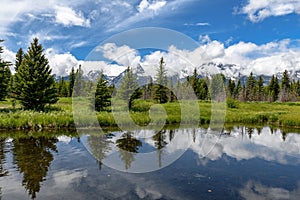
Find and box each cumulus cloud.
[240,0,300,22]
[96,43,141,67]
[137,0,167,13]
[2,46,17,72]
[54,6,90,27]
[46,48,80,77]
[89,37,300,78]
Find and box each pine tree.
[0,40,11,101]
[68,67,75,97]
[153,57,168,103]
[14,38,58,110]
[118,67,141,109]
[15,48,23,72]
[95,72,111,111]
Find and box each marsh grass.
[1,97,300,130]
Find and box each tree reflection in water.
[12,137,58,199]
[87,134,113,170]
[0,138,9,200]
[116,132,142,170]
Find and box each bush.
[227,98,238,108]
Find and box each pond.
[1,126,300,199]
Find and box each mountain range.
[55,62,300,86]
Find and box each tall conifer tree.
[14,38,58,110]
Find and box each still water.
[1,126,300,199]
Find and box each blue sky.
[1,0,300,77]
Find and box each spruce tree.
[68,67,75,97]
[280,70,291,101]
[118,67,141,109]
[234,79,242,99]
[57,77,68,97]
[209,74,225,102]
[0,40,11,101]
[268,75,279,102]
[95,72,111,111]
[14,38,58,110]
[15,48,23,72]
[198,78,208,100]
[246,72,256,101]
[227,78,235,98]
[153,57,168,103]
[73,65,85,97]
[257,76,264,101]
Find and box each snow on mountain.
[73,60,300,86]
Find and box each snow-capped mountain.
[60,61,300,86]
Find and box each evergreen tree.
[280,70,291,102]
[118,67,141,109]
[73,65,85,97]
[95,72,111,111]
[198,78,208,100]
[153,57,168,103]
[234,79,242,99]
[68,67,75,97]
[15,48,23,72]
[227,78,235,98]
[268,75,279,102]
[209,74,225,102]
[57,77,68,97]
[14,38,58,110]
[167,77,176,102]
[0,40,11,101]
[245,72,257,101]
[83,80,94,97]
[257,76,264,101]
[190,68,200,97]
[281,70,290,90]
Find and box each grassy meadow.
[1,97,300,130]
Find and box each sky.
[1,0,300,77]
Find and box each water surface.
[1,126,300,199]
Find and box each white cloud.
[240,0,300,22]
[90,37,300,78]
[96,43,141,67]
[81,61,127,77]
[2,46,16,73]
[54,6,90,27]
[46,48,80,77]
[239,181,300,200]
[137,0,167,13]
[184,22,210,26]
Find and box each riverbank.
[1,98,300,130]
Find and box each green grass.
[1,97,300,130]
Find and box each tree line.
[1,38,300,111]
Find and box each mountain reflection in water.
[0,126,300,199]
